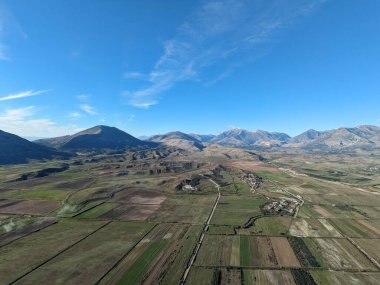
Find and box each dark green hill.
[36,125,157,151]
[0,130,70,165]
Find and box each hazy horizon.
[20,123,380,141]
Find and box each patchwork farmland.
[0,151,379,284]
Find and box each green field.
[16,222,153,284]
[77,202,118,218]
[0,220,106,284]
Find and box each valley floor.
[0,150,379,284]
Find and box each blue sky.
[0,0,379,138]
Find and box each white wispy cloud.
[128,114,135,122]
[123,72,146,79]
[0,44,9,61]
[123,0,326,108]
[80,104,98,115]
[68,111,82,119]
[0,3,27,61]
[0,106,80,137]
[0,90,49,101]
[77,94,91,101]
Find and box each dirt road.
[179,178,220,285]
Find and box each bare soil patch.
[256,237,278,267]
[0,200,60,215]
[113,188,166,205]
[246,270,296,285]
[224,161,279,172]
[292,186,319,195]
[270,237,301,267]
[119,205,161,221]
[357,220,380,236]
[313,205,333,218]
[99,206,127,219]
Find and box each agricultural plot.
[302,193,380,206]
[100,224,199,285]
[291,180,331,195]
[0,220,106,284]
[148,195,214,224]
[240,236,300,267]
[211,208,261,226]
[111,188,167,205]
[289,218,342,237]
[237,216,291,235]
[207,225,236,235]
[100,204,161,221]
[211,196,267,226]
[77,202,118,218]
[195,235,234,266]
[243,270,296,285]
[220,183,251,195]
[353,206,380,218]
[0,199,61,215]
[159,225,202,285]
[298,204,367,219]
[304,238,377,270]
[187,267,242,285]
[0,216,36,235]
[311,271,380,285]
[55,200,104,218]
[287,237,320,268]
[329,219,380,238]
[0,188,71,201]
[270,237,301,267]
[352,239,380,265]
[186,267,220,285]
[0,217,58,247]
[16,222,153,284]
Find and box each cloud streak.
[0,2,27,61]
[0,44,9,61]
[0,106,80,137]
[123,0,326,108]
[80,104,98,115]
[0,90,50,101]
[123,72,146,79]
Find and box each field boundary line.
[347,237,380,270]
[191,264,380,272]
[94,223,158,285]
[9,221,112,284]
[0,218,59,249]
[72,201,107,218]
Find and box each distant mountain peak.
[211,128,290,148]
[35,125,156,151]
[149,131,205,151]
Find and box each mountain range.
[1,124,379,165]
[286,125,380,151]
[147,125,380,151]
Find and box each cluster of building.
[240,172,262,193]
[182,184,198,192]
[262,198,298,215]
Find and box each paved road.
[180,178,221,285]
